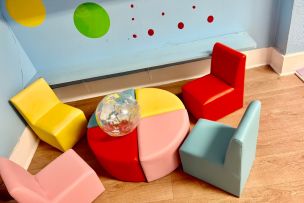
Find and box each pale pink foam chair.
[0,149,104,203]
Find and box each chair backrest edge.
[224,100,261,183]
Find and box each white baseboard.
[269,47,285,74]
[270,48,304,75]
[244,47,271,69]
[54,47,271,103]
[281,51,304,75]
[9,127,39,169]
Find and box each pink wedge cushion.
[137,109,190,182]
[0,149,105,203]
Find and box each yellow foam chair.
[10,78,87,152]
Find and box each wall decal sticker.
[148,29,155,36]
[178,22,185,29]
[207,15,214,23]
[74,2,110,38]
[6,0,46,27]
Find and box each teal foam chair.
[179,100,261,197]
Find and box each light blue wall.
[2,0,278,85]
[274,0,294,54]
[0,11,37,157]
[274,0,304,54]
[286,0,304,54]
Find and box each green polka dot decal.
[74,2,110,38]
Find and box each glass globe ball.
[95,92,140,137]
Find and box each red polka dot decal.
[129,3,215,38]
[207,15,214,23]
[148,29,154,36]
[178,22,184,29]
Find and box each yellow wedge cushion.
[135,88,185,118]
[10,78,87,151]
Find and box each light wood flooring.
[3,66,304,202]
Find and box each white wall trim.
[269,47,304,75]
[54,47,271,103]
[9,127,39,169]
[244,47,271,69]
[281,51,304,75]
[269,47,285,74]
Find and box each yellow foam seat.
[135,88,185,118]
[10,78,87,151]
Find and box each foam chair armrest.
[225,100,261,177]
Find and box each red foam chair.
[182,43,246,120]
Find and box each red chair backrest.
[211,43,246,89]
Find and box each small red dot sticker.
[178,22,184,29]
[207,15,214,23]
[161,12,165,16]
[133,34,137,38]
[130,4,134,8]
[148,29,154,36]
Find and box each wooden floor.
[13,66,304,202]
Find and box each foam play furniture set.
[87,88,190,182]
[0,149,104,203]
[180,100,261,196]
[182,42,246,120]
[10,78,88,152]
[1,43,262,201]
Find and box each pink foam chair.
[0,149,105,203]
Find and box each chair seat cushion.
[34,103,87,151]
[180,119,235,165]
[182,74,234,106]
[35,149,105,203]
[182,74,241,120]
[35,103,83,135]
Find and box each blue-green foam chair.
[179,100,261,197]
